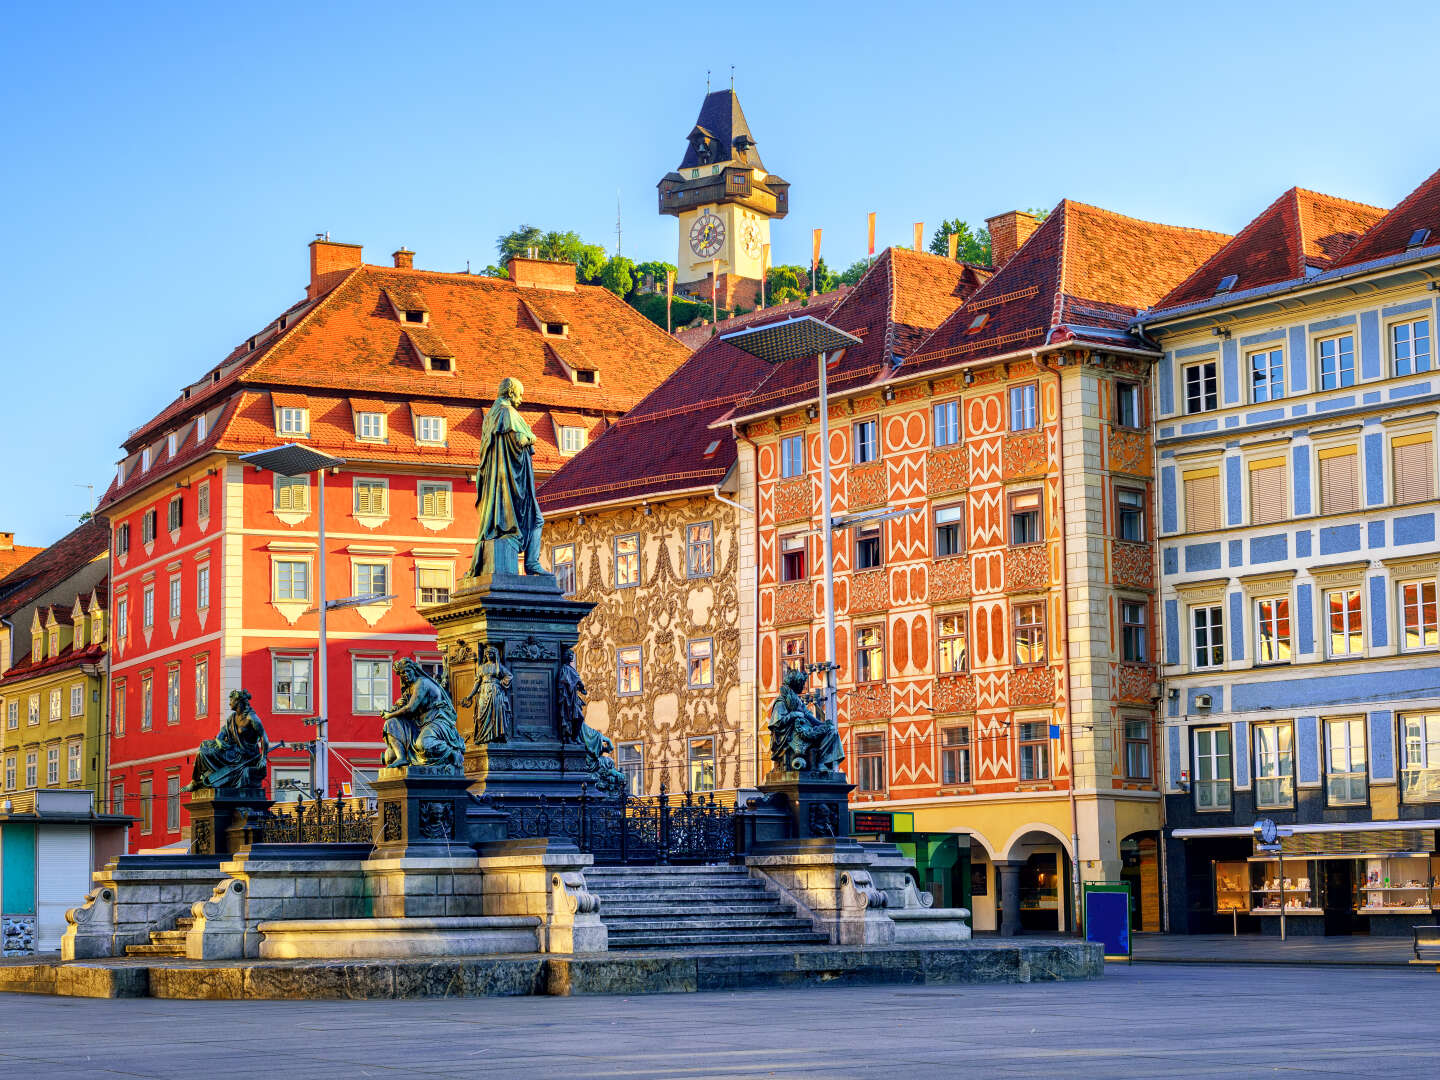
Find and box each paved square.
[1,963,1436,1078]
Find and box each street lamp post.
[722,316,864,730]
[241,444,347,796]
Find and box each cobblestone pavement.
[2,963,1437,1078]
[1131,931,1418,965]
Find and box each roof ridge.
[1061,198,1231,240]
[1292,186,1388,214]
[1149,188,1289,312]
[1051,201,1071,328]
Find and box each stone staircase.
[584,865,829,949]
[124,915,192,958]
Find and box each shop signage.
[851,811,915,834]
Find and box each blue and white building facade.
[1137,186,1440,935]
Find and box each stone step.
[585,865,747,876]
[123,943,188,957]
[609,928,830,948]
[596,899,791,916]
[601,915,817,932]
[149,931,189,946]
[174,916,196,931]
[584,886,772,902]
[585,875,756,889]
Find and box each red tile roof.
[1330,166,1440,270]
[540,248,981,512]
[0,520,109,622]
[0,639,106,689]
[671,289,852,350]
[98,259,688,511]
[0,543,44,579]
[1153,188,1384,310]
[909,200,1230,373]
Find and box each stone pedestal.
[475,838,605,953]
[745,840,894,946]
[752,769,854,848]
[186,787,270,857]
[371,767,475,859]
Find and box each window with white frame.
[1255,597,1292,664]
[1124,719,1152,780]
[275,475,309,513]
[166,775,181,832]
[616,742,643,795]
[1248,347,1284,402]
[1018,721,1050,781]
[353,658,391,714]
[853,418,879,464]
[1009,383,1038,430]
[1191,604,1224,669]
[46,746,59,786]
[142,585,155,628]
[1116,488,1145,542]
[69,684,83,717]
[780,534,807,582]
[24,751,37,789]
[418,481,451,519]
[1009,490,1043,545]
[1183,360,1217,414]
[113,685,125,736]
[855,625,885,682]
[614,534,640,588]
[781,633,807,674]
[854,523,882,570]
[933,400,960,446]
[1400,580,1438,651]
[1392,317,1432,376]
[415,415,445,444]
[1253,721,1294,809]
[167,666,180,725]
[1115,381,1143,428]
[354,561,389,599]
[5,701,16,730]
[140,675,152,730]
[274,654,313,712]
[1317,333,1356,390]
[688,737,716,792]
[68,741,82,783]
[780,433,805,478]
[551,544,576,597]
[354,479,388,516]
[356,412,385,441]
[937,612,967,674]
[934,504,964,557]
[28,694,39,726]
[274,559,310,601]
[197,563,210,609]
[617,646,642,696]
[559,425,586,455]
[48,688,61,721]
[1326,718,1367,807]
[277,407,308,435]
[686,522,714,578]
[941,725,970,785]
[1013,601,1045,666]
[1400,712,1440,802]
[4,755,14,790]
[194,656,208,718]
[686,638,714,689]
[168,576,181,620]
[197,481,209,520]
[1193,727,1231,811]
[1326,588,1364,657]
[417,565,452,606]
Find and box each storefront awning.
[1172,819,1440,838]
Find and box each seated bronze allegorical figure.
[381,657,467,772]
[767,667,844,774]
[183,688,270,792]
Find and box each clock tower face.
[741,220,763,258]
[690,212,726,258]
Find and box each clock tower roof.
[677,89,766,172]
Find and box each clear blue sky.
[3,1,1437,548]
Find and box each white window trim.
[417,480,454,530]
[415,559,455,609]
[272,474,311,526]
[413,413,447,446]
[1181,358,1219,415]
[348,557,394,626]
[276,406,310,437]
[355,411,387,443]
[353,477,391,528]
[271,650,316,715]
[1387,314,1433,378]
[270,555,314,626]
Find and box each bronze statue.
[381,657,467,771]
[183,689,270,792]
[461,644,513,744]
[468,377,544,577]
[557,646,586,743]
[580,723,629,797]
[768,667,844,773]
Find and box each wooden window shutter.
[1248,458,1288,525]
[1393,435,1435,505]
[1318,450,1358,514]
[435,487,449,516]
[1183,470,1221,532]
[357,483,374,515]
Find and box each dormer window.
[196,414,207,442]
[141,448,151,472]
[404,328,455,374]
[357,412,386,441]
[404,310,426,324]
[544,322,567,337]
[415,415,445,445]
[559,426,586,455]
[429,356,452,372]
[278,407,308,435]
[167,433,177,457]
[575,370,597,385]
[49,631,58,657]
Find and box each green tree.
[632,259,677,293]
[496,224,544,265]
[575,244,608,284]
[766,264,807,303]
[598,255,635,297]
[928,219,992,266]
[839,258,872,286]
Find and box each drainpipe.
[728,425,764,791]
[1038,349,1083,935]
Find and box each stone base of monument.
[370,766,475,859]
[256,916,542,959]
[185,787,270,857]
[744,839,896,946]
[861,842,973,944]
[750,768,856,848]
[475,838,607,953]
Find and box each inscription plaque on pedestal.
[511,665,553,733]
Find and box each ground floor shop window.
[1020,852,1062,932]
[271,765,311,802]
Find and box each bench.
[1412,925,1440,965]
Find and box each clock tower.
[657,89,789,311]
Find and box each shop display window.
[1247,858,1321,913]
[1357,855,1437,913]
[1213,860,1249,913]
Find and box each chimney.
[506,256,577,292]
[985,210,1042,270]
[392,247,414,270]
[307,236,364,299]
[0,532,12,552]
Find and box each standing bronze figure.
[557,645,587,743]
[183,689,270,792]
[462,644,513,744]
[468,376,545,577]
[381,657,467,771]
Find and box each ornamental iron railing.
[257,795,376,845]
